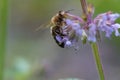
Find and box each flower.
[62,11,120,46]
[61,19,83,47]
[95,12,120,38]
[112,23,120,36]
[87,23,97,42]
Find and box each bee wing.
[35,22,52,32]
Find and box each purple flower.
[112,23,120,36]
[64,12,120,44]
[95,12,120,38]
[65,40,72,47]
[87,23,97,42]
[65,19,83,36]
[108,13,120,22]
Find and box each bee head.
[58,9,74,17]
[57,10,66,17]
[59,9,74,14]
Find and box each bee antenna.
[65,9,74,13]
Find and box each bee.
[50,10,81,48]
[50,11,68,48]
[36,10,83,48]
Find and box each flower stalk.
[80,0,105,80]
[91,43,105,80]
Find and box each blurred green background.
[1,0,120,80]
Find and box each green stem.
[0,0,8,80]
[91,43,105,80]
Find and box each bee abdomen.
[53,35,65,48]
[51,26,66,48]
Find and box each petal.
[65,41,72,46]
[88,36,96,42]
[115,30,120,36]
[89,23,96,35]
[56,35,62,42]
[72,23,81,30]
[112,23,120,36]
[71,22,83,36]
[105,32,112,38]
[88,23,97,42]
[65,19,73,25]
[104,26,113,37]
[112,23,120,29]
[109,13,120,21]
